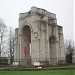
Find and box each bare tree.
[0,18,7,57]
[65,39,74,54]
[65,39,74,63]
[8,27,15,64]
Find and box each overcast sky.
[0,0,74,41]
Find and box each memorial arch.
[14,6,66,65]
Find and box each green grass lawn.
[0,70,75,75]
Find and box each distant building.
[0,57,8,65]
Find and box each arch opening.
[22,25,31,64]
[49,36,57,65]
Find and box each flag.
[24,44,27,54]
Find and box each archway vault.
[49,35,57,65]
[21,24,33,33]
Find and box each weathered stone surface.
[14,6,65,65]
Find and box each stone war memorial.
[14,6,65,66]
